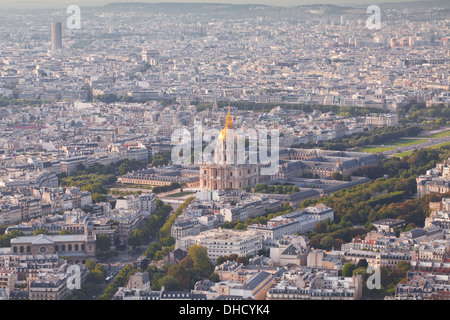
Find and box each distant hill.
[101,0,450,12]
[1,0,449,11]
[102,2,271,13]
[378,0,450,9]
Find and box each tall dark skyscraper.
[51,22,62,50]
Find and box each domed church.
[199,106,268,191]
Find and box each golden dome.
[218,105,233,141]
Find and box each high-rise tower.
[51,22,62,50]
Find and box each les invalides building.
[199,107,268,191]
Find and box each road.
[90,245,148,299]
[380,127,450,157]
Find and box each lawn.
[425,130,450,139]
[393,141,450,158]
[393,150,414,158]
[166,191,196,198]
[429,141,450,149]
[357,138,428,154]
[385,138,427,147]
[356,146,396,153]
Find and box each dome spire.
[225,105,233,129]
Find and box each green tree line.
[146,244,216,291]
[299,145,450,250]
[293,125,422,151]
[158,197,195,240]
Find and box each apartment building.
[365,113,399,127]
[176,228,264,264]
[267,270,362,300]
[247,204,334,239]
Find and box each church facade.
[10,221,96,264]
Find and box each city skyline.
[0,0,448,303]
[0,0,438,9]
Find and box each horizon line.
[0,0,433,10]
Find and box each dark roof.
[408,228,426,238]
[245,271,272,291]
[171,248,188,261]
[281,244,299,256]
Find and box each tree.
[313,221,327,234]
[145,242,162,260]
[160,236,176,247]
[228,254,238,261]
[179,256,195,270]
[159,275,181,291]
[96,234,112,252]
[118,162,132,176]
[234,222,246,231]
[397,261,412,274]
[404,223,417,232]
[188,244,213,277]
[94,264,107,278]
[356,258,369,269]
[33,228,50,236]
[209,273,220,282]
[236,256,249,266]
[343,174,352,181]
[216,256,227,265]
[352,267,368,277]
[333,238,345,250]
[254,183,268,193]
[331,172,343,181]
[59,229,73,235]
[167,265,190,289]
[92,193,107,203]
[319,235,334,250]
[85,259,97,270]
[87,268,105,284]
[128,229,144,249]
[342,263,357,277]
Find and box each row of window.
[203,179,257,188]
[12,244,86,253]
[203,168,257,176]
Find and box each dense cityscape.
[0,0,449,305]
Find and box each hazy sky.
[0,0,425,9]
